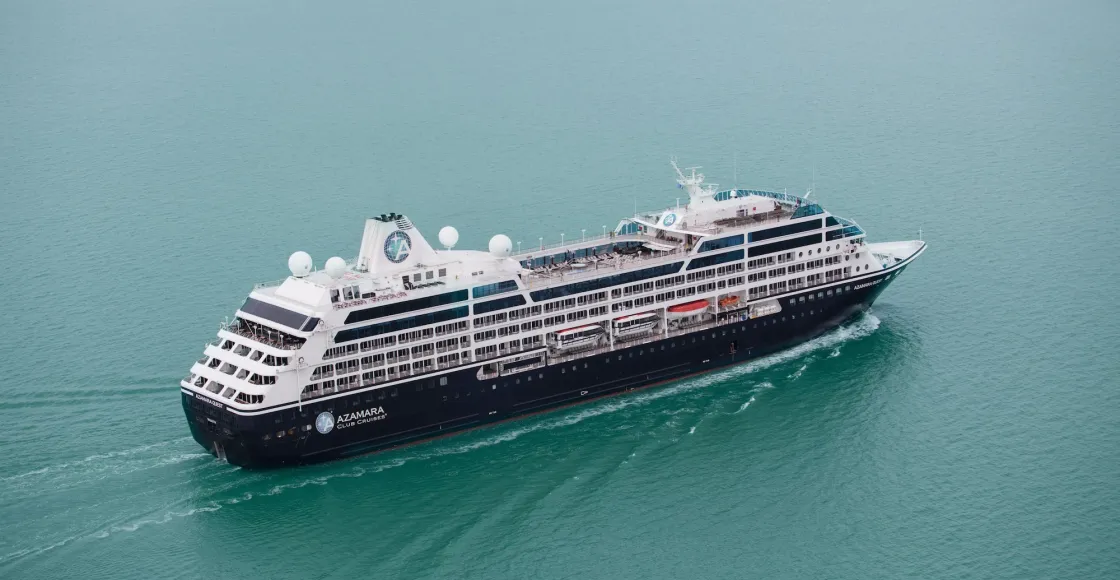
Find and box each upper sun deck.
[515,232,685,287]
[636,184,831,234]
[240,162,854,320]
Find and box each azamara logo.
[336,406,387,429]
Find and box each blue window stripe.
[791,203,824,218]
[474,294,527,315]
[472,280,519,299]
[697,234,744,253]
[747,233,822,258]
[335,306,469,343]
[748,218,822,243]
[687,249,744,270]
[343,290,468,325]
[529,262,684,302]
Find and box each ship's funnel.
[356,214,438,274]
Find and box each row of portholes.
[757,311,817,326]
[799,245,836,258]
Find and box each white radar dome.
[488,234,513,258]
[438,226,459,249]
[288,251,313,277]
[324,256,347,279]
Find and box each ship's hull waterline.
[184,266,908,468]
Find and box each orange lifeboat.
[718,295,740,308]
[666,299,708,319]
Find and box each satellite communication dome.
[488,234,513,258]
[438,226,459,249]
[288,251,313,277]
[324,256,347,279]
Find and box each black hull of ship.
[183,268,905,468]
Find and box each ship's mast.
[671,157,717,205]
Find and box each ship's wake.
[1,314,881,568]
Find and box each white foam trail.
[736,396,756,413]
[0,437,193,482]
[828,347,842,358]
[0,442,213,503]
[789,364,808,380]
[0,536,79,565]
[688,426,696,434]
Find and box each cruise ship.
[181,162,926,467]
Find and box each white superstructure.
[181,162,922,415]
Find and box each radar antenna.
[670,157,707,199]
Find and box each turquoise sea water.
[3,0,1119,578]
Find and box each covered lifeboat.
[666,299,709,319]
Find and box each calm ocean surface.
[2,0,1119,578]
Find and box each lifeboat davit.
[666,299,708,319]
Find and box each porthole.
[856,266,861,272]
[845,285,851,291]
[798,251,803,257]
[826,245,831,251]
[845,255,849,261]
[817,248,822,254]
[799,296,805,303]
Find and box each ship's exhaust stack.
[356,214,438,274]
